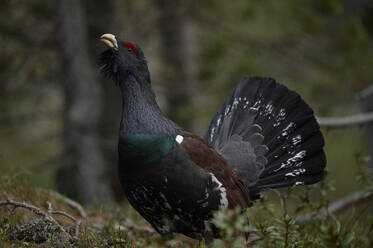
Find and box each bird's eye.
[124,43,137,55]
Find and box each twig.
[270,189,291,248]
[47,201,78,224]
[46,201,81,239]
[0,199,47,217]
[270,189,288,216]
[317,112,373,128]
[46,201,52,215]
[48,190,87,218]
[1,206,17,225]
[327,189,373,214]
[328,209,341,233]
[347,199,373,231]
[0,199,81,240]
[75,219,81,238]
[0,199,68,236]
[246,235,262,246]
[296,188,373,223]
[51,210,78,224]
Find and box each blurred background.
[1,0,373,207]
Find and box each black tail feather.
[204,76,326,195]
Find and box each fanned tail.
[204,77,326,196]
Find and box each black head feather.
[99,40,149,85]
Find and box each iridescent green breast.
[119,135,174,166]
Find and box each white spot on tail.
[274,108,286,127]
[175,135,184,144]
[292,135,302,146]
[250,100,261,111]
[262,103,274,117]
[278,122,295,138]
[232,98,239,110]
[285,168,306,177]
[224,104,232,116]
[209,127,216,143]
[216,115,222,127]
[273,150,306,172]
[209,173,228,209]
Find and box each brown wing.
[178,131,250,208]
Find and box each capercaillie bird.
[99,33,326,242]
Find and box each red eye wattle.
[124,43,137,55]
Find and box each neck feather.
[119,75,180,138]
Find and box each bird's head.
[99,33,149,84]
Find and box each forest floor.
[0,175,207,247]
[1,174,373,248]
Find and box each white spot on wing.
[160,192,172,210]
[205,190,209,199]
[209,173,228,209]
[175,135,184,144]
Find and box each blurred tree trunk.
[156,0,202,134]
[56,0,115,204]
[85,0,125,201]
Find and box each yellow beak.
[100,33,118,50]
